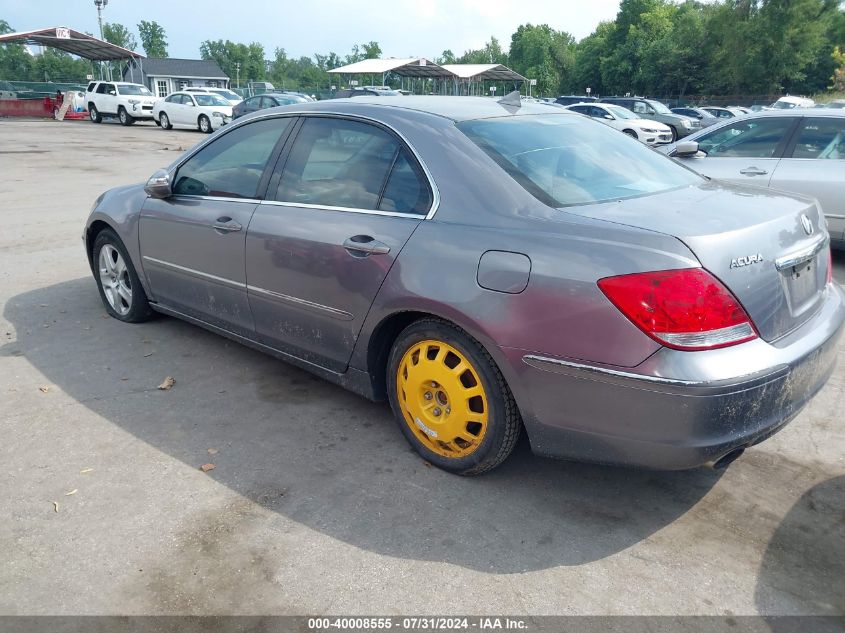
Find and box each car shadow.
[755,475,845,625]
[3,277,723,574]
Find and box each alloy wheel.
[98,244,132,316]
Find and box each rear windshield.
[457,114,700,207]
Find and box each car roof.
[281,96,576,122]
[734,107,845,118]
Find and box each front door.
[246,116,434,372]
[139,117,295,336]
[680,116,799,186]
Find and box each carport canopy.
[0,26,143,61]
[328,57,453,79]
[441,64,527,82]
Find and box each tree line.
[2,1,844,98]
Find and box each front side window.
[173,118,292,199]
[791,118,845,159]
[696,117,794,158]
[274,117,402,210]
[458,114,701,207]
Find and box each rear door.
[245,115,434,371]
[139,117,294,336]
[769,116,845,242]
[678,116,799,186]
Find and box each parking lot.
[1,117,843,616]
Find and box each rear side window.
[274,118,400,210]
[458,114,700,207]
[791,118,845,159]
[379,149,432,215]
[696,118,793,158]
[173,118,292,199]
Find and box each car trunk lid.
[561,181,830,341]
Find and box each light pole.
[94,0,109,80]
[235,62,241,90]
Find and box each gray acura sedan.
[84,96,845,475]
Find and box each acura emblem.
[801,214,814,235]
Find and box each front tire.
[159,112,172,130]
[118,107,134,126]
[198,114,212,134]
[89,104,102,123]
[92,229,154,323]
[387,318,521,475]
[670,126,679,143]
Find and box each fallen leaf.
[207,448,218,455]
[38,386,49,393]
[39,303,49,307]
[143,352,153,357]
[157,376,175,390]
[120,377,128,381]
[200,463,216,472]
[65,489,77,496]
[422,461,432,468]
[80,468,94,474]
[52,501,59,513]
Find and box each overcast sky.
[3,0,623,59]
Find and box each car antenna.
[498,90,522,107]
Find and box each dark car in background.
[232,93,310,119]
[83,96,843,476]
[601,96,699,141]
[671,107,719,127]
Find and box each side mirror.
[144,169,172,198]
[674,141,700,158]
[603,114,614,120]
[109,90,116,96]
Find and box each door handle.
[739,167,768,176]
[343,236,390,256]
[212,217,242,233]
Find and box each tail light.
[598,268,758,351]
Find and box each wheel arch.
[85,219,116,270]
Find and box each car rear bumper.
[507,282,845,470]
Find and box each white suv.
[85,81,157,125]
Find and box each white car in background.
[564,102,673,145]
[85,81,157,125]
[184,87,244,105]
[153,91,233,133]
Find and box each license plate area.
[783,256,820,314]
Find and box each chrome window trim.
[142,256,245,289]
[774,234,829,270]
[170,195,262,204]
[168,109,441,220]
[246,285,353,321]
[259,199,426,219]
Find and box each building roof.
[0,26,141,61]
[441,64,527,82]
[132,58,229,79]
[328,58,452,79]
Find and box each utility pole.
[235,62,241,90]
[94,0,110,80]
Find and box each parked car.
[85,81,156,125]
[272,90,315,102]
[554,95,598,106]
[332,88,401,98]
[565,102,673,144]
[823,99,845,109]
[600,97,699,141]
[660,108,845,248]
[152,91,233,133]
[184,87,243,105]
[233,93,310,119]
[671,107,719,127]
[83,97,843,475]
[701,106,736,120]
[727,106,752,115]
[771,95,815,109]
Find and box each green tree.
[570,21,614,95]
[138,20,168,58]
[102,22,137,51]
[509,24,575,95]
[437,49,457,65]
[200,39,265,86]
[0,19,34,81]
